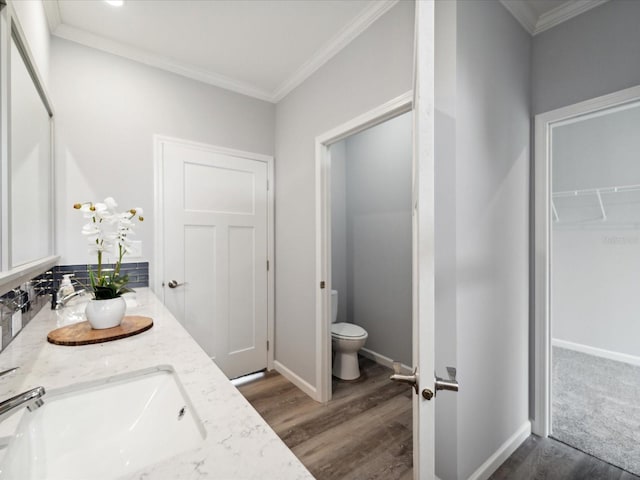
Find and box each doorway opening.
[315,91,413,402]
[534,85,640,476]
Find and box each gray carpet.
[552,346,640,475]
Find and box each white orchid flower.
[104,197,118,210]
[82,223,100,236]
[74,197,144,298]
[93,203,108,213]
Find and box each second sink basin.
[0,365,206,479]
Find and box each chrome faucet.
[0,386,46,421]
[53,289,86,310]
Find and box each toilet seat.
[331,322,367,339]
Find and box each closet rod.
[553,183,640,198]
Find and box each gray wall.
[51,38,275,270]
[532,0,640,115]
[452,1,532,478]
[331,112,413,366]
[274,1,415,385]
[331,141,348,324]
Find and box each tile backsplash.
[0,270,53,353]
[52,262,149,291]
[0,262,149,353]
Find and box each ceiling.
[42,0,609,104]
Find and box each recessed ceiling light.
[105,0,124,6]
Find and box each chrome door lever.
[435,366,459,394]
[389,362,419,395]
[167,280,187,289]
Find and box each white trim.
[534,0,609,35]
[51,24,275,102]
[43,0,399,104]
[500,0,609,37]
[272,0,398,102]
[552,339,640,367]
[314,91,413,405]
[0,5,9,273]
[316,91,414,146]
[499,0,537,35]
[533,111,552,438]
[274,360,318,401]
[533,84,640,438]
[359,348,412,375]
[266,154,276,371]
[153,135,275,371]
[467,421,531,480]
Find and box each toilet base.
[332,351,361,380]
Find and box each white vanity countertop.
[0,288,314,480]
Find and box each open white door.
[413,1,436,477]
[157,137,271,379]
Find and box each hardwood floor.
[239,357,637,480]
[237,357,413,480]
[490,435,640,480]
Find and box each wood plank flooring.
[490,435,640,480]
[238,358,637,480]
[237,357,413,480]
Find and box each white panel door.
[162,140,268,379]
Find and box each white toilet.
[331,290,368,380]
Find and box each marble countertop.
[0,288,313,479]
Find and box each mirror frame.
[533,83,640,437]
[0,2,58,297]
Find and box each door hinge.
[267,340,270,351]
[267,260,270,271]
[267,180,269,191]
[320,281,326,289]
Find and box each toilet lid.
[331,322,367,338]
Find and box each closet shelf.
[551,183,640,223]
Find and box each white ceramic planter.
[85,297,126,329]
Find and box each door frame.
[533,84,640,437]
[314,91,413,403]
[153,135,276,371]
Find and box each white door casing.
[533,84,640,437]
[155,136,273,379]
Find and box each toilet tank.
[331,290,338,323]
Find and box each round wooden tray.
[47,315,153,346]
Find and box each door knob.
[389,362,419,395]
[435,366,459,394]
[167,280,186,289]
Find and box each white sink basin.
[0,366,206,479]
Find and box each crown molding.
[533,0,609,35]
[52,23,275,102]
[41,0,61,34]
[501,0,609,36]
[499,0,537,35]
[272,0,398,102]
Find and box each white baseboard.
[467,421,531,480]
[360,347,412,374]
[273,360,319,402]
[552,338,640,367]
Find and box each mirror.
[9,25,53,268]
[0,12,58,297]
